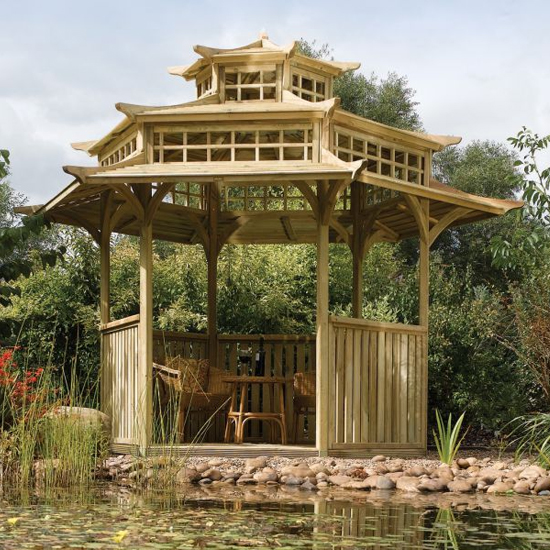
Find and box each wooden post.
[99,191,112,422]
[351,182,363,319]
[316,181,330,455]
[137,184,153,455]
[419,198,429,452]
[207,182,219,368]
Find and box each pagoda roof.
[168,34,360,80]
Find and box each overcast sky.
[1,0,549,204]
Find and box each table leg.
[224,384,238,443]
[236,382,247,444]
[278,383,287,444]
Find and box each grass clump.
[433,409,467,465]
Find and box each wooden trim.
[217,333,316,342]
[329,316,427,334]
[429,206,473,246]
[403,194,429,244]
[112,184,145,221]
[152,330,208,340]
[100,314,140,333]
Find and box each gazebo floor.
[112,443,318,458]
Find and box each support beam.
[351,182,363,318]
[316,181,330,455]
[207,182,219,368]
[137,185,153,455]
[99,191,112,325]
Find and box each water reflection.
[1,484,550,549]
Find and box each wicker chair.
[293,372,316,443]
[153,357,231,443]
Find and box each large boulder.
[45,407,110,435]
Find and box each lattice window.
[364,187,400,206]
[224,66,277,101]
[100,136,137,167]
[197,76,213,98]
[220,184,312,212]
[291,68,328,102]
[154,182,208,210]
[153,127,313,163]
[333,127,425,185]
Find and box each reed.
[433,409,467,466]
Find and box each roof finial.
[259,29,269,40]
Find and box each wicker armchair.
[153,357,231,442]
[293,372,316,443]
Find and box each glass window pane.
[164,132,184,146]
[337,133,351,149]
[302,77,313,91]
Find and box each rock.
[245,456,268,473]
[539,490,550,496]
[457,458,470,469]
[513,480,531,494]
[520,465,547,480]
[375,464,389,475]
[447,479,474,493]
[317,481,329,488]
[236,477,257,485]
[346,467,368,479]
[418,478,447,492]
[45,406,111,435]
[195,463,210,474]
[492,461,510,471]
[208,458,224,468]
[301,481,318,491]
[284,476,303,486]
[478,468,502,485]
[375,476,396,490]
[176,468,200,484]
[487,481,514,494]
[396,476,420,492]
[534,477,550,493]
[254,471,279,483]
[310,463,331,475]
[281,464,315,478]
[466,457,478,466]
[201,468,222,481]
[223,471,240,480]
[316,472,328,481]
[387,459,405,473]
[405,465,428,477]
[328,475,353,487]
[386,472,405,483]
[372,455,386,462]
[345,480,370,490]
[198,478,212,485]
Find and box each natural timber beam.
[403,194,429,244]
[217,216,250,253]
[145,182,176,225]
[54,212,101,244]
[281,216,297,241]
[429,207,473,246]
[112,183,145,221]
[207,182,219,368]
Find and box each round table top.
[222,375,287,384]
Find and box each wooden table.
[223,376,288,444]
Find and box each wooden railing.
[100,315,141,445]
[327,316,427,453]
[151,331,316,443]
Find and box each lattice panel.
[220,184,312,212]
[334,126,425,185]
[100,135,138,167]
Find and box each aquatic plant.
[433,409,467,465]
[506,413,550,463]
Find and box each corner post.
[351,182,363,318]
[99,191,112,422]
[137,184,153,455]
[316,181,330,456]
[207,181,220,368]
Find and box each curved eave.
[333,108,462,152]
[292,53,360,76]
[193,38,294,59]
[71,140,98,156]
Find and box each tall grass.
[0,345,109,488]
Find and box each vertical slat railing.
[328,316,427,452]
[101,315,140,446]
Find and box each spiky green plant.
[433,410,467,465]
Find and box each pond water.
[1,484,550,549]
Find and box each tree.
[297,40,423,131]
[491,127,550,269]
[0,150,65,338]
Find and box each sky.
[1,0,549,205]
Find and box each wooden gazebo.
[19,34,521,457]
